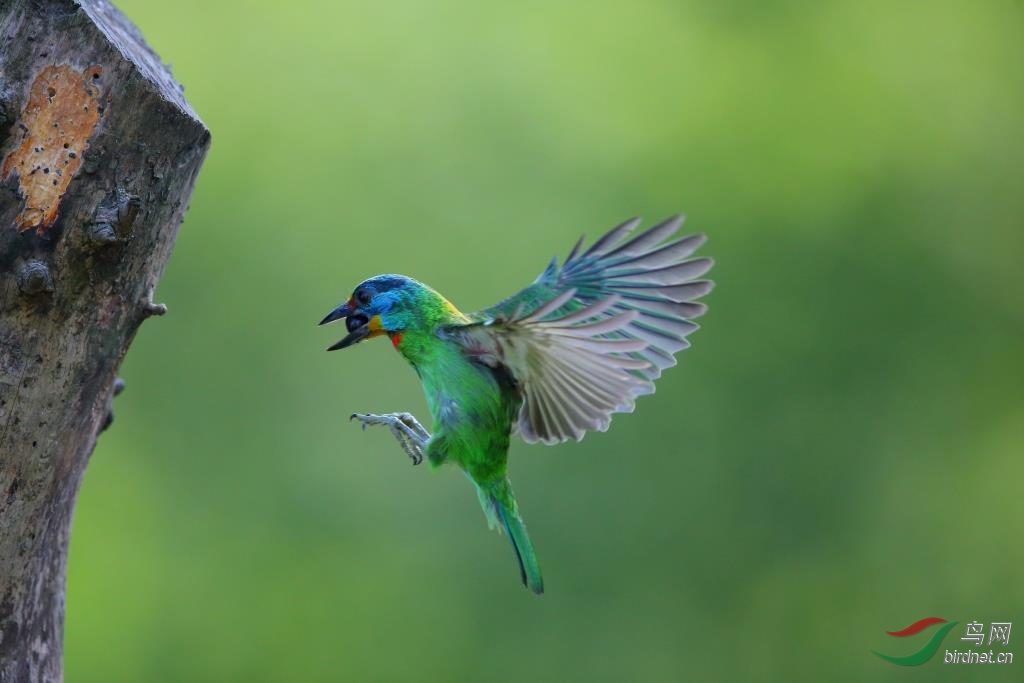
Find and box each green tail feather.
[478,482,544,595]
[499,502,544,595]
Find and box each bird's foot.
[350,412,431,465]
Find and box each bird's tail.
[477,479,544,595]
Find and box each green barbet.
[320,216,712,594]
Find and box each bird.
[319,215,713,594]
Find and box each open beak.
[319,301,353,326]
[319,301,382,351]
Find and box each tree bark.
[0,1,208,680]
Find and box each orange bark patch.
[1,64,103,234]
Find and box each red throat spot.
[390,332,403,349]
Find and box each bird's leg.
[350,412,431,465]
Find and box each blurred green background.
[65,1,1022,681]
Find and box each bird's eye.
[356,289,372,306]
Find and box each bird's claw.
[350,412,430,465]
[350,413,369,431]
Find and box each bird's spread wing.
[441,215,713,445]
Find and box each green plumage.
[384,289,544,593]
[323,216,713,593]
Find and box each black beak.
[326,321,370,351]
[320,301,372,351]
[319,301,353,326]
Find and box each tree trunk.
[0,1,208,680]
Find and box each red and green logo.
[871,617,959,666]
